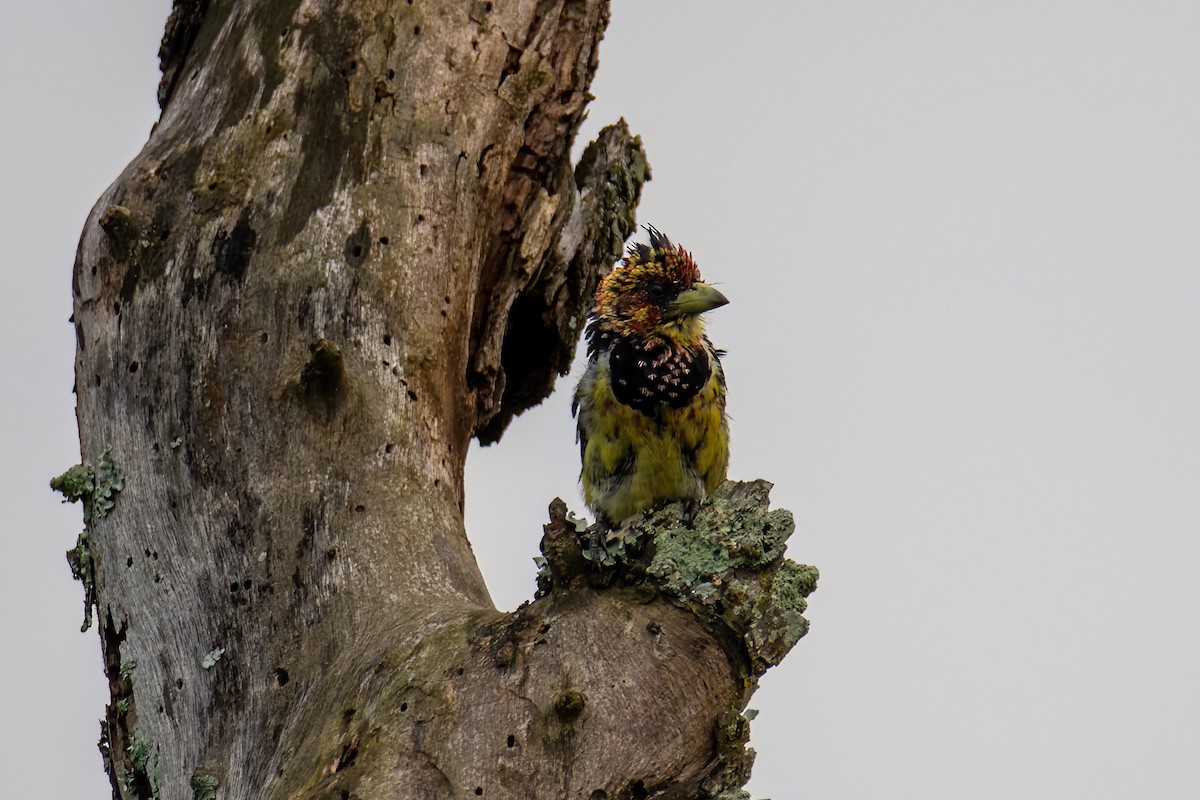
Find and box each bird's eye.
[646,283,667,301]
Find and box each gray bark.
[63,2,814,798]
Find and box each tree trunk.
[64,2,815,798]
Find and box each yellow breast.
[576,350,728,523]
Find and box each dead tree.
[59,2,816,797]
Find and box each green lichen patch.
[574,120,650,279]
[696,708,756,800]
[66,532,97,631]
[50,464,95,505]
[54,448,124,631]
[191,772,220,800]
[122,732,159,799]
[536,481,817,798]
[741,560,820,671]
[539,480,819,676]
[127,733,151,772]
[51,446,125,525]
[91,449,125,521]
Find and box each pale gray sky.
[4,2,1199,797]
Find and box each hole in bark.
[273,668,289,687]
[91,265,97,276]
[417,214,425,222]
[176,678,183,689]
[444,295,451,303]
[230,582,239,593]
[477,144,495,175]
[243,579,252,590]
[95,375,101,386]
[297,339,346,417]
[379,236,389,245]
[113,302,121,315]
[129,361,139,373]
[355,504,365,513]
[387,68,395,80]
[400,702,408,712]
[211,208,258,280]
[419,164,428,177]
[260,332,269,343]
[413,25,421,35]
[434,479,440,488]
[506,735,515,748]
[385,443,395,453]
[407,390,417,402]
[499,45,521,87]
[629,782,648,800]
[349,61,357,72]
[441,310,447,318]
[552,689,586,722]
[336,739,358,771]
[208,182,218,191]
[474,789,483,796]
[344,220,370,267]
[127,557,133,567]
[383,334,392,345]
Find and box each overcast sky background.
[3,1,1199,797]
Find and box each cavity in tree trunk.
[61,2,817,797]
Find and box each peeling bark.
[66,2,814,798]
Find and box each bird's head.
[591,226,728,345]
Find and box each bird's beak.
[670,282,729,317]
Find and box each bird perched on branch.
[573,226,729,525]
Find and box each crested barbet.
[573,226,729,525]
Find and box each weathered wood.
[66,2,813,797]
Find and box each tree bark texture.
[65,2,815,798]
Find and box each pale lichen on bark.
[537,481,819,798]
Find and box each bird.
[573,226,729,526]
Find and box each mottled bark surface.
[65,2,814,798]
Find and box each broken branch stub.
[540,479,819,678]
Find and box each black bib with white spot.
[608,336,711,414]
